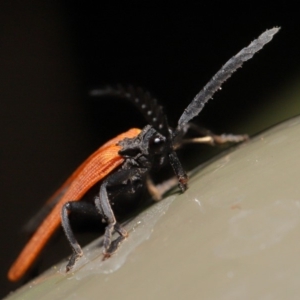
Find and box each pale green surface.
[5,116,300,300]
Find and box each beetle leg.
[61,201,98,272]
[177,123,248,147]
[146,176,162,201]
[95,180,128,258]
[101,223,128,260]
[181,133,248,146]
[146,176,178,201]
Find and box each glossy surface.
[5,117,300,299]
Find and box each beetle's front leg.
[95,180,128,258]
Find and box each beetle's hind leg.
[61,201,98,272]
[95,181,128,259]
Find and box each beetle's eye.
[149,135,165,154]
[153,137,162,144]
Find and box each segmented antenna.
[90,86,170,137]
[176,27,280,133]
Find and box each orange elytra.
[8,128,141,282]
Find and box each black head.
[118,125,168,169]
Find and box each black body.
[61,28,279,271]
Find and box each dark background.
[1,1,299,298]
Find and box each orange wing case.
[8,128,141,282]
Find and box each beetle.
[8,28,279,282]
